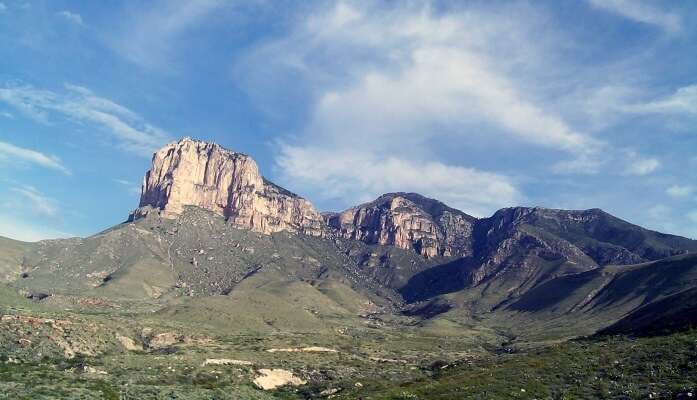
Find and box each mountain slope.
[599,286,697,336]
[496,253,697,337]
[398,206,697,310]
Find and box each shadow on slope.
[599,287,697,337]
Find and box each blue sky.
[1,0,696,241]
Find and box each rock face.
[325,193,476,258]
[133,138,323,236]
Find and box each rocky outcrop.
[132,138,324,236]
[325,193,476,258]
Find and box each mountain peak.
[131,138,324,236]
[327,192,476,258]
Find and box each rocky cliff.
[325,193,476,258]
[132,138,324,236]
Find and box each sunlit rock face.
[325,193,476,258]
[133,138,324,236]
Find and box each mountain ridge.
[2,137,697,339]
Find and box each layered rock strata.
[132,138,323,236]
[325,193,476,258]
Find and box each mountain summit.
[131,137,324,236]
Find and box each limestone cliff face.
[133,138,324,236]
[325,193,476,258]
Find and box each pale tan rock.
[326,193,475,258]
[133,138,324,236]
[116,334,142,351]
[266,346,338,353]
[253,368,306,390]
[82,365,108,375]
[148,332,182,349]
[202,358,253,366]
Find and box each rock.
[132,138,324,236]
[369,356,408,364]
[320,387,341,396]
[202,358,253,366]
[326,193,475,257]
[253,368,306,390]
[116,335,142,351]
[141,329,182,349]
[82,365,108,375]
[266,346,338,353]
[301,346,338,353]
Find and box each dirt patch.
[202,358,253,366]
[266,346,338,353]
[253,369,306,390]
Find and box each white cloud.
[0,140,71,174]
[0,3,6,12]
[647,203,670,221]
[236,2,605,211]
[114,178,142,196]
[626,85,697,114]
[277,145,521,217]
[0,82,170,155]
[666,185,694,199]
[308,47,595,153]
[10,185,58,218]
[109,0,224,68]
[644,204,697,239]
[243,2,599,153]
[625,157,660,176]
[552,153,606,175]
[0,214,72,242]
[587,0,681,33]
[621,150,660,176]
[57,10,84,26]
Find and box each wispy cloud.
[109,0,224,68]
[10,185,59,218]
[114,178,142,196]
[623,150,660,176]
[645,204,697,239]
[0,140,71,174]
[0,214,73,242]
[241,2,599,153]
[0,82,170,155]
[0,3,6,13]
[57,10,84,26]
[627,85,697,114]
[667,185,695,199]
[277,145,521,217]
[237,2,605,213]
[587,0,681,33]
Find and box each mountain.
[3,137,697,337]
[325,192,476,258]
[492,253,697,338]
[4,137,697,397]
[599,286,697,336]
[132,137,324,236]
